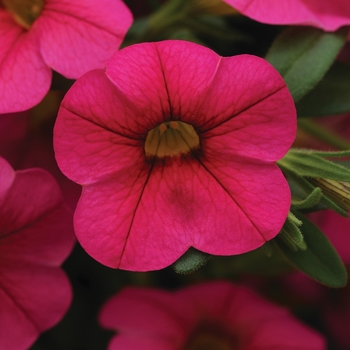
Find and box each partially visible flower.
[0,157,75,350]
[0,95,81,209]
[223,0,350,31]
[54,40,296,271]
[0,0,133,113]
[99,281,325,349]
[308,210,350,265]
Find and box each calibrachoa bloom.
[0,0,133,113]
[223,0,350,31]
[54,40,296,271]
[0,157,75,350]
[99,281,325,349]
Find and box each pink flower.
[54,40,296,271]
[223,0,350,31]
[0,157,75,350]
[99,281,325,349]
[0,0,133,113]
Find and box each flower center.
[183,333,233,350]
[144,121,200,158]
[183,323,237,350]
[1,0,44,29]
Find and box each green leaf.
[208,245,293,277]
[275,212,347,288]
[279,149,350,181]
[266,27,348,102]
[172,247,211,274]
[310,150,350,158]
[261,241,273,257]
[297,62,350,117]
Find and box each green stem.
[298,118,350,150]
[148,0,189,32]
[183,17,247,40]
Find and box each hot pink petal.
[219,286,324,349]
[0,168,68,239]
[34,0,133,78]
[54,70,146,185]
[0,287,38,350]
[74,165,150,269]
[198,55,296,161]
[223,0,350,31]
[100,288,192,337]
[0,199,74,266]
[0,157,15,199]
[100,281,326,350]
[0,11,51,113]
[247,318,325,349]
[54,40,295,270]
[105,41,296,160]
[108,336,175,350]
[182,283,323,349]
[0,266,71,350]
[0,158,75,349]
[108,43,296,162]
[200,153,291,243]
[107,42,295,164]
[0,0,132,113]
[75,157,288,270]
[106,41,222,129]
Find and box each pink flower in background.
[0,107,81,210]
[223,0,350,31]
[99,281,325,349]
[0,0,133,113]
[54,40,296,271]
[0,157,75,350]
[308,210,350,265]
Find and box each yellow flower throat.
[144,121,200,158]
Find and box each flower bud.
[311,178,350,212]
